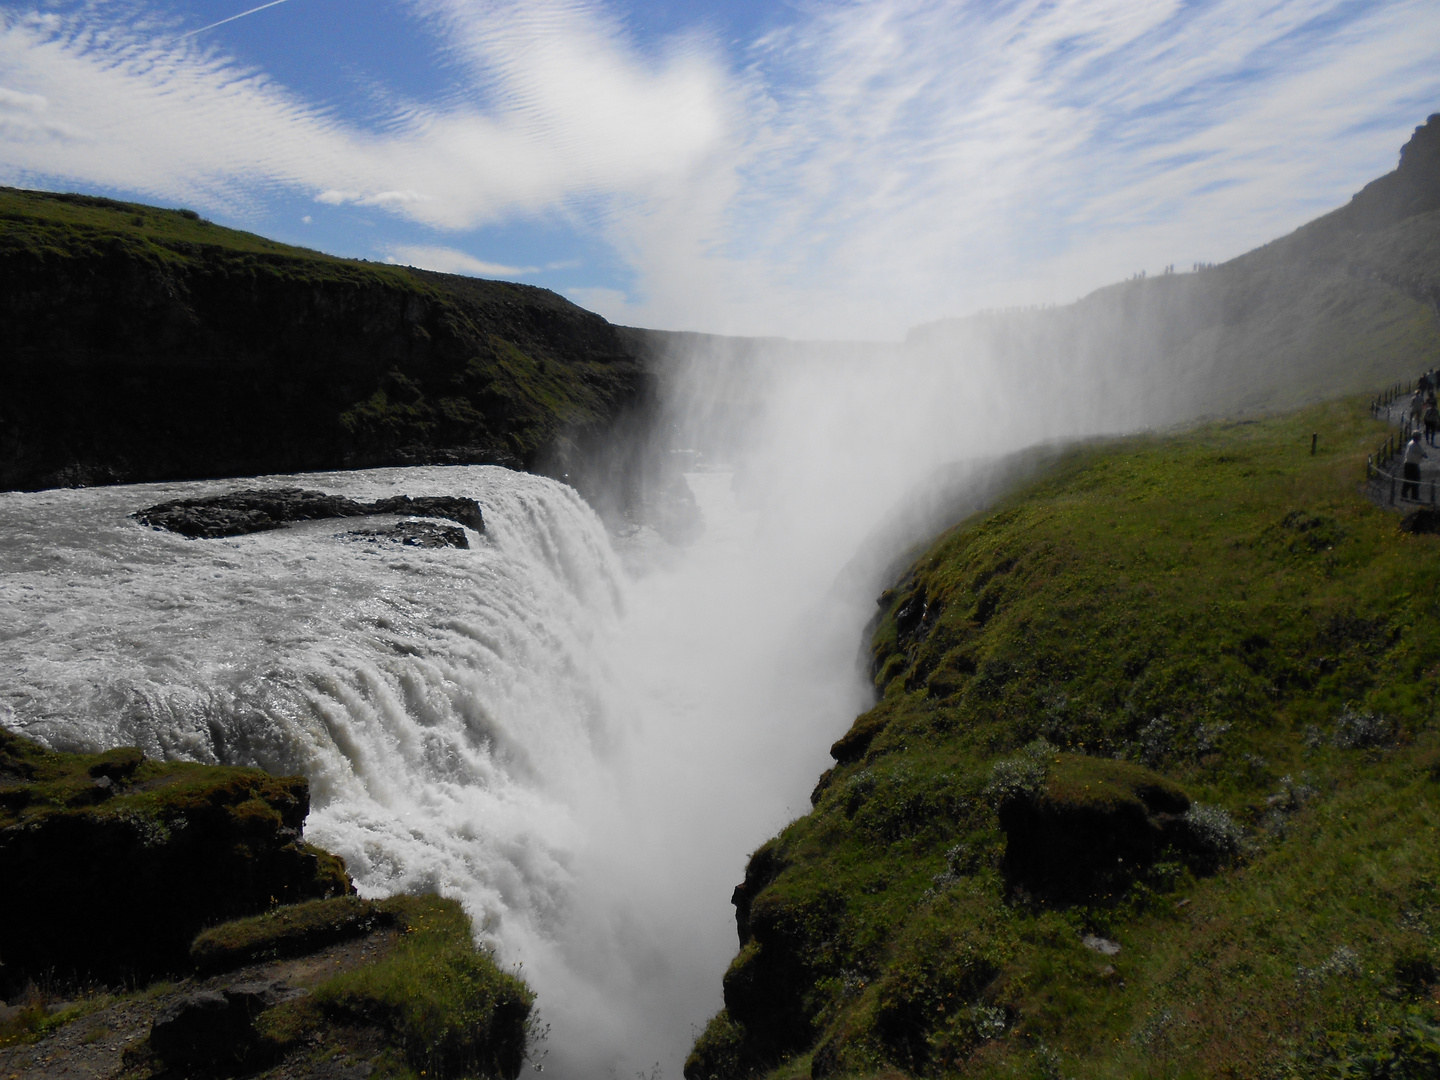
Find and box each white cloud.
[0,2,730,227]
[384,243,539,277]
[0,1,1437,336]
[597,0,1440,335]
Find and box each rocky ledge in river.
[341,520,470,549]
[134,488,484,539]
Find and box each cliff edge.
[0,189,650,493]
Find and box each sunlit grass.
[689,397,1440,1079]
[257,895,535,1080]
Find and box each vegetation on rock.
[689,399,1440,1079]
[185,895,535,1080]
[0,738,535,1079]
[0,730,351,989]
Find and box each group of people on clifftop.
[1400,371,1440,499]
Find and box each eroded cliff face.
[0,189,650,492]
[0,731,352,989]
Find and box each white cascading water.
[0,332,1206,1077]
[0,453,884,1079]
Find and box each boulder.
[996,753,1190,901]
[150,980,299,1067]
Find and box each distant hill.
[903,114,1440,423]
[0,189,649,491]
[628,116,1440,462]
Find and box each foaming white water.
[0,334,1190,1078]
[0,466,643,1066]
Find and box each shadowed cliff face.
[0,730,353,989]
[0,189,649,492]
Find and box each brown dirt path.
[0,929,399,1080]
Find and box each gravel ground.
[0,929,399,1080]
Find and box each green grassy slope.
[0,188,647,491]
[688,400,1440,1080]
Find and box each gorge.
[2,116,1440,1080]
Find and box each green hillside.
[688,399,1440,1080]
[687,114,1440,1080]
[0,187,647,491]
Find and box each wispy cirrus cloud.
[0,1,729,227]
[598,0,1440,334]
[0,1,1437,337]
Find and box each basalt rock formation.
[0,730,352,991]
[0,189,650,494]
[134,487,484,538]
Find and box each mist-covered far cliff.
[902,113,1440,426]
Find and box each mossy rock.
[0,730,352,989]
[190,895,391,975]
[997,753,1190,901]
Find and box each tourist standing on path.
[1411,389,1426,427]
[1426,400,1439,447]
[1403,431,1427,500]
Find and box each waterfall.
[0,342,1099,1077]
[0,466,648,1070]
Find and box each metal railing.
[1367,377,1437,506]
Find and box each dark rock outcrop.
[996,753,1190,901]
[1401,506,1440,533]
[0,731,352,990]
[731,840,787,947]
[134,487,484,538]
[342,520,469,549]
[150,981,300,1068]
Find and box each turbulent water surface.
[0,461,876,1077]
[0,330,1196,1075]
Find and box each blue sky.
[1,0,1438,337]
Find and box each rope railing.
[1367,376,1437,506]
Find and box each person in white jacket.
[1403,431,1427,500]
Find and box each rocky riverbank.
[0,732,534,1079]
